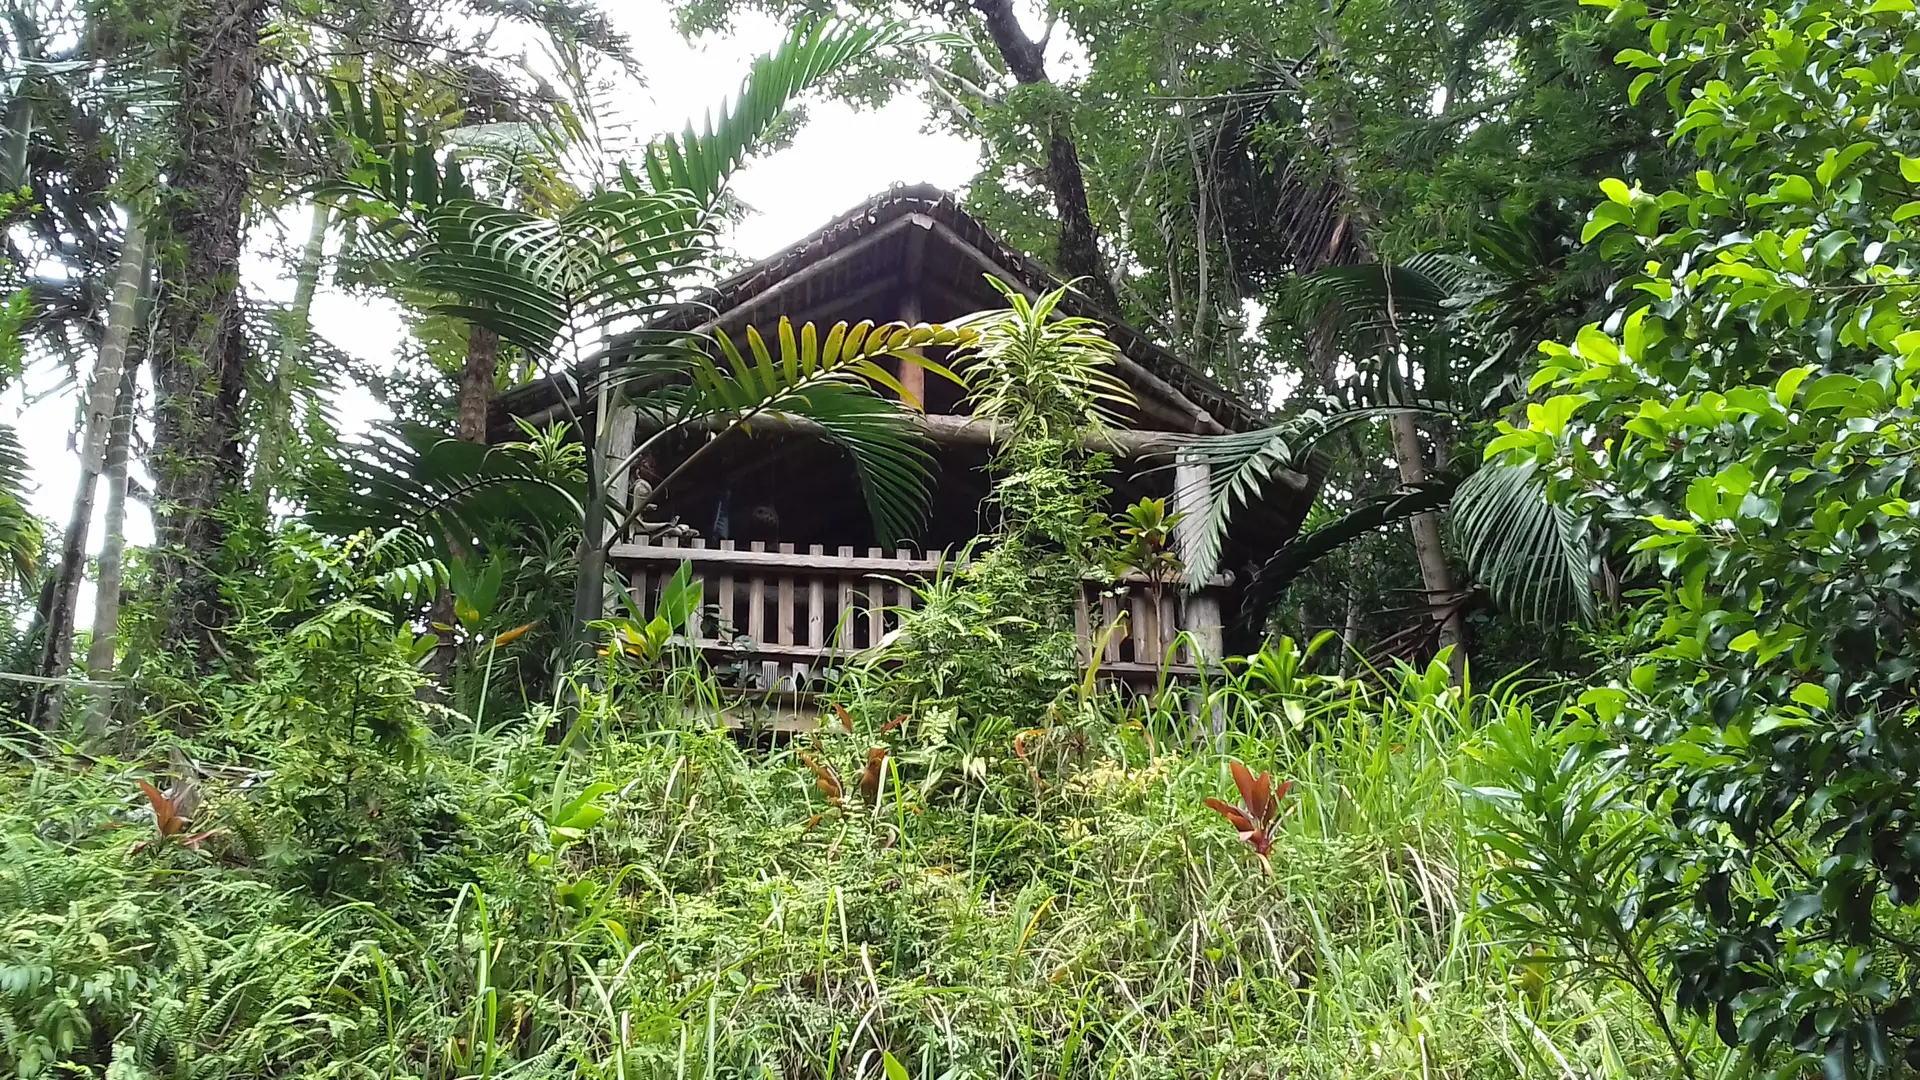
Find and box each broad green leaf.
[1574,326,1620,365]
[1790,683,1831,710]
[1728,630,1759,653]
[1773,365,1817,406]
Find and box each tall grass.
[0,646,1688,1079]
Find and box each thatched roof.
[490,183,1259,438]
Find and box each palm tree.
[1180,246,1596,660]
[314,19,972,664]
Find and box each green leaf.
[1901,155,1920,183]
[1628,72,1657,105]
[881,1051,912,1080]
[1774,365,1817,406]
[1526,394,1594,436]
[1574,326,1620,365]
[1728,630,1759,653]
[1791,683,1831,710]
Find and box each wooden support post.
[599,399,638,547]
[836,546,856,647]
[1174,449,1224,663]
[897,235,928,408]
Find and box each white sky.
[5,1,991,620]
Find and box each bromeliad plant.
[596,560,702,668]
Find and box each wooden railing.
[609,537,1227,693]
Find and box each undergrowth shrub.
[1,630,1701,1078]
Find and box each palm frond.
[1286,258,1478,408]
[0,423,39,590]
[1449,458,1594,625]
[317,81,476,217]
[1173,402,1457,583]
[307,422,587,553]
[414,190,712,360]
[1231,475,1460,642]
[666,318,974,544]
[645,20,964,202]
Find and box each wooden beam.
[919,414,1311,493]
[896,281,927,408]
[611,537,1233,587]
[612,541,944,574]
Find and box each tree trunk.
[148,0,268,667]
[251,200,329,503]
[83,325,144,737]
[1388,410,1465,681]
[31,209,146,726]
[424,322,502,686]
[456,323,500,443]
[970,0,1120,313]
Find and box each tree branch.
[969,0,1120,312]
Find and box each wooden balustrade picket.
[609,537,1224,695]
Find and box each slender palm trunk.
[31,211,146,726]
[149,0,268,666]
[456,323,500,443]
[83,335,144,737]
[425,323,501,686]
[251,201,329,503]
[1388,411,1465,680]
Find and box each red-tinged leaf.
[137,780,182,836]
[801,813,826,833]
[1204,797,1255,834]
[1229,761,1274,826]
[180,830,218,851]
[877,713,908,736]
[1014,728,1046,762]
[832,703,854,733]
[858,748,887,804]
[799,752,843,806]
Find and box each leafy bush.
[1480,0,1920,1074]
[1,611,1695,1078]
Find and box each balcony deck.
[610,536,1228,725]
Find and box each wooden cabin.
[491,185,1314,706]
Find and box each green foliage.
[1482,0,1920,1074]
[952,280,1135,443]
[1107,496,1183,588]
[645,21,963,202]
[861,290,1132,753]
[596,560,702,667]
[1,623,1692,1079]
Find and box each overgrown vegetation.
[6,0,1920,1075]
